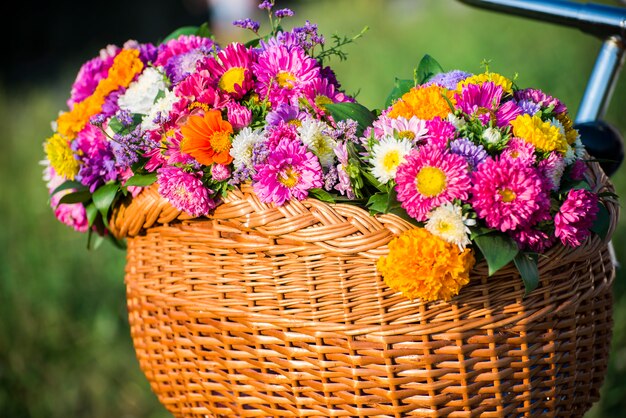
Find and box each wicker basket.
[110,161,618,418]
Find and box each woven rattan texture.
[114,163,618,418]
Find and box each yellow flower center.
[218,67,246,93]
[383,150,401,172]
[279,166,300,188]
[499,188,517,202]
[416,166,447,197]
[210,131,232,153]
[314,94,333,110]
[188,101,209,112]
[287,119,302,127]
[276,71,297,89]
[397,130,415,140]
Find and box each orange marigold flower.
[377,228,475,302]
[56,48,144,139]
[387,85,455,120]
[181,109,234,165]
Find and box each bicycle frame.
[457,0,626,124]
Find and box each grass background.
[1,1,625,417]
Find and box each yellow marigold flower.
[510,114,569,154]
[56,49,144,140]
[44,133,80,180]
[458,72,513,95]
[387,85,455,120]
[377,228,475,302]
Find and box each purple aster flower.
[253,138,323,205]
[275,8,294,18]
[233,18,260,33]
[123,40,158,64]
[555,189,599,247]
[100,88,125,117]
[517,99,542,116]
[449,138,488,170]
[164,48,207,85]
[428,70,472,90]
[76,142,118,193]
[514,88,568,114]
[266,103,306,126]
[157,166,216,217]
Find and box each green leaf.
[367,192,389,214]
[309,188,336,204]
[87,229,104,251]
[473,232,519,276]
[384,78,413,108]
[124,173,157,188]
[325,102,375,137]
[108,114,143,135]
[514,252,539,296]
[560,179,591,193]
[361,169,386,193]
[196,22,213,39]
[58,190,91,205]
[244,38,261,48]
[92,183,119,226]
[51,180,86,196]
[161,26,198,44]
[416,54,444,84]
[591,202,611,240]
[86,202,99,227]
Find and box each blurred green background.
[1,0,625,417]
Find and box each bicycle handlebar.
[457,0,626,39]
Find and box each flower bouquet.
[42,1,618,417]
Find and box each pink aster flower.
[225,101,252,129]
[303,76,354,113]
[395,145,471,221]
[555,189,599,247]
[334,141,355,199]
[174,70,228,109]
[156,166,216,217]
[267,121,298,148]
[211,164,231,181]
[253,44,320,107]
[372,115,429,143]
[511,227,556,253]
[252,138,323,205]
[470,157,550,232]
[502,137,537,165]
[424,118,457,148]
[455,82,522,127]
[44,166,89,232]
[155,35,217,67]
[201,43,255,98]
[514,88,567,114]
[538,151,566,191]
[68,45,120,107]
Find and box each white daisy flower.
[297,117,336,167]
[141,89,178,131]
[370,136,414,183]
[230,127,265,169]
[118,67,168,115]
[425,203,472,250]
[447,113,467,130]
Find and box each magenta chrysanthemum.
[68,45,120,107]
[252,138,323,205]
[555,189,599,247]
[511,227,556,253]
[253,44,320,107]
[502,137,537,165]
[455,81,521,127]
[157,166,216,217]
[424,118,457,148]
[470,157,550,232]
[514,88,567,114]
[395,145,471,221]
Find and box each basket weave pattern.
[111,163,617,417]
